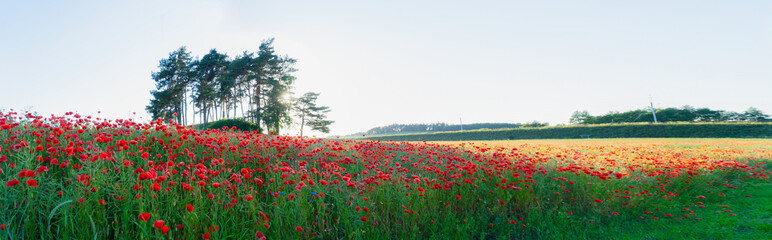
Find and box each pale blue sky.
[1,1,771,136]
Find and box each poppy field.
[1,112,771,239]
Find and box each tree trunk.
[300,113,305,137]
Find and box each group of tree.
[570,106,770,124]
[146,38,332,135]
[356,123,525,136]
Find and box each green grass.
[619,159,772,240]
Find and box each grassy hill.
[352,122,772,141]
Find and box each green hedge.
[356,122,772,141]
[207,118,260,132]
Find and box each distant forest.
[356,123,530,136]
[570,106,770,124]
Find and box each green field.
[355,122,772,142]
[2,114,771,239]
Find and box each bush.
[207,118,260,132]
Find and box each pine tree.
[147,47,193,124]
[293,92,333,136]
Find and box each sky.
[1,1,771,137]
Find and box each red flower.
[26,179,38,187]
[154,220,165,229]
[161,225,169,235]
[176,224,184,230]
[246,194,254,201]
[138,212,151,222]
[185,204,194,212]
[5,179,19,187]
[99,199,106,205]
[456,195,461,200]
[150,182,160,191]
[593,199,603,203]
[256,231,265,240]
[360,216,367,222]
[203,233,211,239]
[296,226,303,231]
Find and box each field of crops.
[359,122,772,141]
[1,112,771,239]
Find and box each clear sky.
[2,1,771,136]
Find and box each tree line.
[146,38,332,135]
[570,106,770,124]
[357,123,525,136]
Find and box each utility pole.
[649,95,658,123]
[459,117,464,131]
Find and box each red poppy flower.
[138,212,151,222]
[360,216,367,222]
[593,199,603,203]
[256,231,265,240]
[246,194,253,201]
[150,182,160,191]
[5,179,19,187]
[154,220,165,229]
[203,233,211,239]
[161,225,169,235]
[26,179,38,187]
[185,204,194,212]
[296,226,303,231]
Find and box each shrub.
[207,118,260,132]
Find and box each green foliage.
[207,118,260,132]
[521,121,549,128]
[573,106,771,124]
[359,122,772,141]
